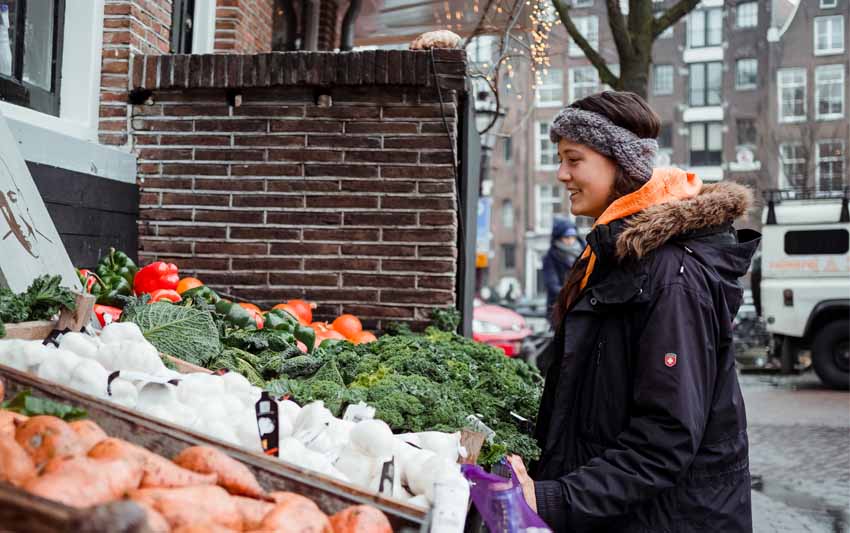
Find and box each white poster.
[0,108,81,292]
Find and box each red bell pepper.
[134,261,179,295]
[78,269,98,293]
[93,304,122,327]
[149,289,182,303]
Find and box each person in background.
[542,218,584,323]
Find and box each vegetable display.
[0,275,77,337]
[0,385,394,532]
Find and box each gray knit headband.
[549,107,658,183]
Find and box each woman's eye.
[568,159,579,165]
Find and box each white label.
[430,483,468,533]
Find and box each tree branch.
[653,0,700,39]
[605,0,632,55]
[552,0,619,88]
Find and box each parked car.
[472,300,532,357]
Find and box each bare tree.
[552,0,700,98]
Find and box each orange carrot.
[129,486,243,530]
[69,419,108,453]
[172,524,239,533]
[134,500,173,533]
[89,438,217,489]
[172,446,265,499]
[329,506,393,533]
[0,410,28,440]
[232,495,275,530]
[0,436,36,487]
[25,455,143,508]
[252,492,332,533]
[15,416,83,470]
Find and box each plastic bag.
[461,461,551,533]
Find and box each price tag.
[255,391,280,457]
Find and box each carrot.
[129,486,243,530]
[172,524,239,533]
[252,492,332,533]
[69,419,108,453]
[89,438,218,489]
[232,495,275,530]
[134,500,173,533]
[15,416,83,470]
[25,455,143,508]
[172,446,265,499]
[0,410,27,440]
[329,506,393,533]
[0,436,36,487]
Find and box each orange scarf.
[578,168,703,289]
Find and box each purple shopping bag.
[462,461,551,532]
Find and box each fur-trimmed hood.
[616,181,753,259]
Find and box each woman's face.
[556,138,617,219]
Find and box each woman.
[507,91,759,532]
[542,217,585,323]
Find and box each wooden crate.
[0,365,428,532]
[4,293,96,341]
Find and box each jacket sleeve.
[541,253,563,296]
[534,283,718,531]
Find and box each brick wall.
[100,0,172,146]
[129,51,468,330]
[215,0,274,53]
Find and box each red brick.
[139,240,193,254]
[420,122,456,134]
[267,212,341,225]
[383,228,455,243]
[305,196,378,209]
[231,163,302,176]
[345,122,417,134]
[343,304,414,319]
[234,135,305,147]
[162,163,227,176]
[382,196,454,210]
[342,244,416,257]
[157,226,228,239]
[306,107,381,119]
[267,179,339,193]
[304,164,377,178]
[343,274,415,289]
[161,134,231,146]
[308,135,380,149]
[100,120,128,131]
[420,152,454,165]
[270,120,342,133]
[198,271,269,285]
[141,208,193,221]
[419,211,457,226]
[270,242,340,255]
[233,105,304,117]
[229,227,300,240]
[382,166,454,179]
[195,178,265,191]
[383,106,453,119]
[303,228,380,241]
[343,212,417,226]
[140,177,192,189]
[100,106,127,118]
[345,151,418,164]
[384,136,452,149]
[295,289,378,302]
[381,289,453,305]
[133,119,194,132]
[305,258,379,271]
[138,148,193,161]
[268,149,342,163]
[418,182,454,194]
[341,180,415,193]
[231,258,302,270]
[195,242,269,255]
[232,195,304,208]
[195,119,267,132]
[382,259,454,273]
[194,148,266,161]
[134,134,160,145]
[99,133,128,145]
[269,272,339,286]
[139,192,160,206]
[417,245,457,258]
[164,105,230,116]
[418,276,454,290]
[162,192,229,206]
[194,210,264,223]
[165,256,231,270]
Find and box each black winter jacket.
[532,183,760,532]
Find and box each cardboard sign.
[0,108,80,291]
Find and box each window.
[569,16,599,57]
[536,68,563,106]
[779,143,807,188]
[503,137,513,162]
[815,64,844,120]
[689,122,723,166]
[655,10,674,39]
[820,0,838,7]
[657,124,673,166]
[569,66,598,102]
[469,35,498,65]
[501,199,514,229]
[535,184,564,231]
[814,16,844,55]
[0,0,65,116]
[736,118,756,146]
[536,121,558,169]
[816,140,845,191]
[778,68,806,122]
[785,230,849,255]
[171,0,196,53]
[735,58,758,90]
[689,62,723,106]
[652,64,674,95]
[573,0,593,6]
[502,244,517,270]
[736,2,758,28]
[688,8,722,48]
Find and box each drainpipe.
[302,0,321,50]
[340,0,362,51]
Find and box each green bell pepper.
[216,300,259,330]
[96,248,138,286]
[294,324,316,352]
[264,310,315,351]
[95,272,133,306]
[264,310,295,332]
[181,286,221,305]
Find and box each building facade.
[482,0,848,301]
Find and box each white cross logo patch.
[664,353,677,367]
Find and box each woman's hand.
[507,454,537,512]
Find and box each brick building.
[481,0,847,301]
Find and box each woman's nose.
[557,163,570,182]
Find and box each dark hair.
[552,91,661,326]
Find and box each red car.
[473,301,533,357]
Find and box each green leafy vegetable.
[122,302,221,365]
[2,390,87,421]
[430,307,460,332]
[24,275,77,321]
